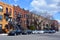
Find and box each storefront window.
[0,6,3,12]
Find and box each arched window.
[0,6,3,12]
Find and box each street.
[0,30,60,40]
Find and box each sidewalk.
[0,34,8,36]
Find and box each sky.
[0,0,60,22]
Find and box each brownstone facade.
[13,6,31,29]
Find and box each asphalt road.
[0,31,60,40]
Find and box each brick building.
[13,6,31,29]
[0,2,59,32]
[50,20,59,31]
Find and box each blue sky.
[0,0,60,22]
[1,0,32,10]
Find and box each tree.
[29,25,36,30]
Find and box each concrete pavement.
[0,30,60,40]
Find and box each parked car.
[16,30,22,35]
[44,30,50,33]
[44,30,56,33]
[32,30,44,34]
[48,30,56,33]
[26,30,32,34]
[38,30,44,34]
[22,30,32,35]
[32,30,38,34]
[8,30,22,36]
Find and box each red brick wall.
[13,6,30,29]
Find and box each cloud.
[56,19,60,23]
[53,0,60,2]
[30,0,60,16]
[13,0,19,6]
[14,0,19,3]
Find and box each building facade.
[0,2,14,32]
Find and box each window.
[17,13,21,18]
[18,13,22,18]
[24,20,26,24]
[0,15,2,21]
[20,20,22,23]
[24,14,28,18]
[5,16,9,21]
[10,8,12,13]
[14,11,17,16]
[9,8,12,15]
[0,24,2,30]
[17,13,22,18]
[6,8,8,13]
[26,19,29,24]
[21,14,22,18]
[0,6,3,12]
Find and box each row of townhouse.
[0,2,59,33]
[27,13,59,31]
